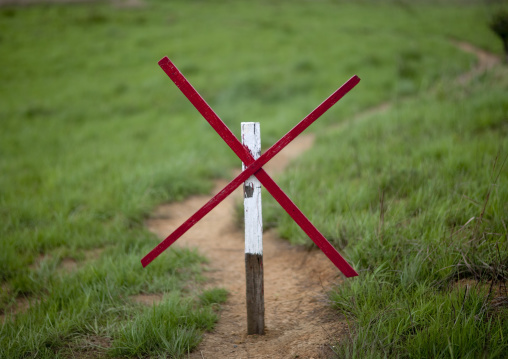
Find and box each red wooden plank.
[142,57,359,277]
[143,59,358,269]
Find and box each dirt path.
[452,40,501,84]
[146,41,500,359]
[147,135,350,359]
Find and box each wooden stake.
[242,122,265,335]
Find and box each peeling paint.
[244,183,254,198]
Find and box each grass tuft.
[110,292,225,358]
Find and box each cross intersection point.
[141,57,360,278]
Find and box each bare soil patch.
[30,247,106,272]
[131,293,164,305]
[0,291,39,324]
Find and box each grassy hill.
[0,0,506,357]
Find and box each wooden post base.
[245,253,265,335]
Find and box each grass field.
[0,0,506,357]
[267,69,508,357]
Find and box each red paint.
[141,57,359,277]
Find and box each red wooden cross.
[141,57,360,277]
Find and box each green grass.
[111,289,227,358]
[264,28,508,359]
[0,0,506,357]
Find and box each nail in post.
[242,122,265,335]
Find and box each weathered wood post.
[242,122,265,335]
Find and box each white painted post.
[242,122,265,335]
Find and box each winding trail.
[147,135,347,358]
[145,41,500,359]
[452,40,501,84]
